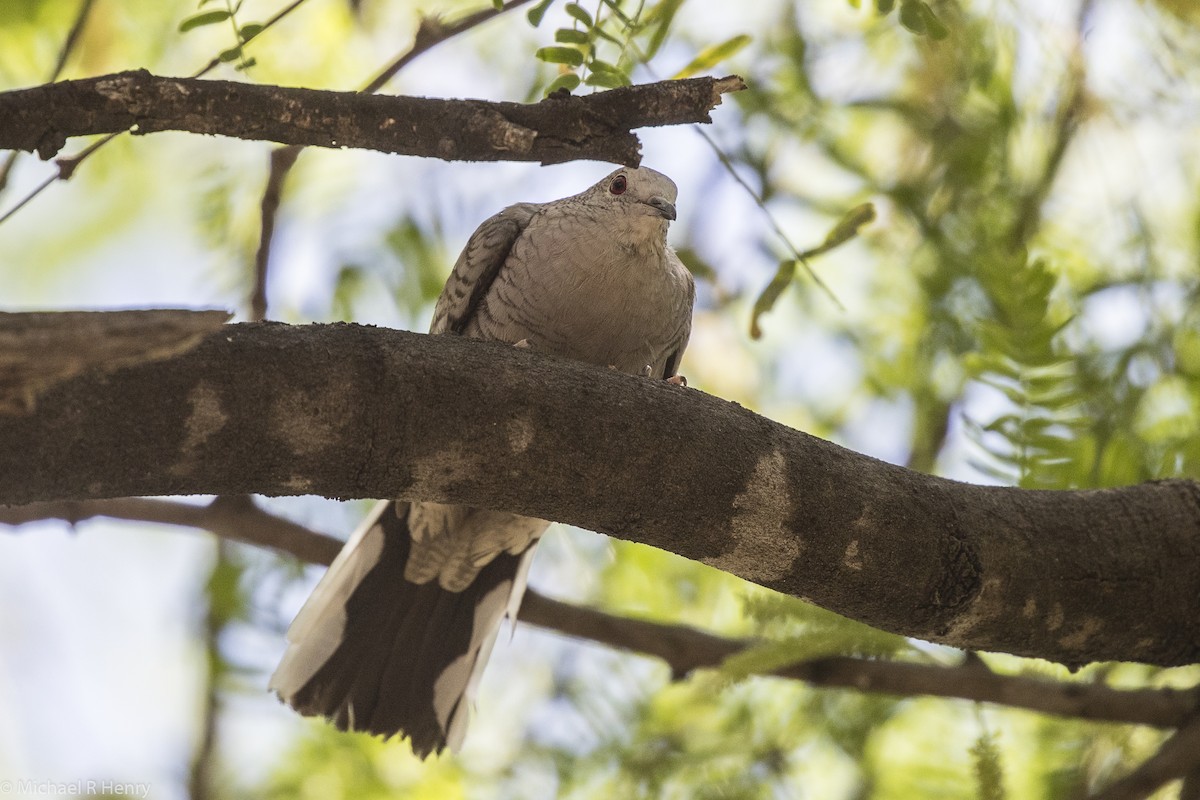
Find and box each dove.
[270,166,695,757]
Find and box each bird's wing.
[429,202,540,336]
[660,251,696,379]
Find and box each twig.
[628,43,845,309]
[0,0,96,194]
[363,0,538,95]
[48,0,99,83]
[190,0,311,81]
[692,124,845,310]
[0,0,313,226]
[2,496,1197,730]
[248,0,536,322]
[1087,714,1200,800]
[0,496,340,565]
[1006,0,1091,250]
[188,539,227,800]
[250,146,299,321]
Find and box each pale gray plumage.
[271,166,695,757]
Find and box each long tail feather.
[270,500,532,757]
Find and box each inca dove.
[270,166,694,757]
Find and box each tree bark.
[0,70,745,165]
[1,312,1198,668]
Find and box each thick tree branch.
[2,313,1199,667]
[0,71,745,166]
[3,495,1196,732]
[0,309,230,413]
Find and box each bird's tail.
[269,500,533,758]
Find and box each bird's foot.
[666,374,688,387]
[513,339,532,349]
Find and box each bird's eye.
[609,175,627,195]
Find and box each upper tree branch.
[0,70,746,165]
[2,312,1199,668]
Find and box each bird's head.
[587,166,678,223]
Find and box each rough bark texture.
[0,70,745,165]
[1,315,1198,668]
[0,309,229,413]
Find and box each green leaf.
[672,34,752,80]
[544,72,582,95]
[589,58,627,77]
[584,69,630,88]
[564,2,593,27]
[179,9,231,32]
[554,28,591,44]
[750,259,796,340]
[799,203,876,259]
[492,0,504,8]
[920,2,949,39]
[899,0,927,34]
[526,0,555,26]
[875,0,895,13]
[643,0,685,59]
[239,22,264,41]
[535,46,585,67]
[218,45,244,62]
[234,56,257,71]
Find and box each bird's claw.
[513,339,531,349]
[667,374,688,387]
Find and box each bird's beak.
[644,196,677,221]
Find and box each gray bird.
[270,166,695,757]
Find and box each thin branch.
[2,496,1197,730]
[1087,715,1200,800]
[363,0,538,95]
[0,0,313,225]
[249,0,536,320]
[188,540,226,800]
[0,71,743,165]
[518,592,1198,730]
[630,46,844,309]
[691,124,844,310]
[1006,0,1092,250]
[0,0,96,194]
[0,171,57,226]
[251,145,299,322]
[48,0,98,83]
[0,497,340,565]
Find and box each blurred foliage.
[4,0,1200,798]
[528,0,748,95]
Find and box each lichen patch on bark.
[181,381,226,452]
[704,449,800,583]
